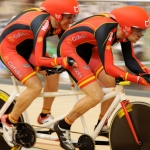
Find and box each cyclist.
[0,0,79,147]
[54,6,150,150]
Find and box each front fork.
[121,100,141,145]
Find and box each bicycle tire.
[110,102,150,150]
[0,90,24,150]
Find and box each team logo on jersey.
[72,34,88,41]
[66,38,72,45]
[84,66,90,69]
[41,20,49,31]
[23,64,31,68]
[106,45,111,50]
[8,61,22,78]
[13,32,29,38]
[3,56,9,61]
[73,67,82,78]
[8,36,14,42]
[37,37,43,42]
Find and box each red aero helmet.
[40,0,79,21]
[110,6,149,37]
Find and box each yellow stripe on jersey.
[21,72,36,84]
[78,76,96,87]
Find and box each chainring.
[78,134,95,150]
[15,123,36,148]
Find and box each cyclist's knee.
[27,83,42,95]
[24,76,42,94]
[88,91,104,107]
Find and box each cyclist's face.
[60,14,76,30]
[127,27,146,43]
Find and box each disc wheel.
[0,90,24,150]
[78,134,95,150]
[110,102,150,150]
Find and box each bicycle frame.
[0,74,138,144]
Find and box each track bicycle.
[0,67,107,150]
[0,68,150,150]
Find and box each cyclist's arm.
[31,15,59,67]
[95,23,139,83]
[121,41,150,75]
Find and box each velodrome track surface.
[0,79,150,150]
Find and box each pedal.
[77,134,95,150]
[15,123,36,148]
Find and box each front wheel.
[0,90,24,150]
[109,102,150,150]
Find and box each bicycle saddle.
[40,67,65,76]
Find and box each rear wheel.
[0,90,24,150]
[110,102,150,150]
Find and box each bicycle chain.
[32,124,95,149]
[32,124,84,134]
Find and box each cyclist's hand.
[138,74,150,86]
[55,57,78,69]
[62,57,78,68]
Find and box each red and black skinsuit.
[57,14,150,88]
[0,8,64,84]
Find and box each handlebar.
[40,67,65,76]
[118,81,131,86]
[115,77,131,86]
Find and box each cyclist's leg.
[0,90,23,150]
[40,73,59,110]
[96,71,115,133]
[1,49,42,147]
[55,46,104,149]
[1,76,42,147]
[63,47,104,121]
[29,51,60,126]
[54,78,104,149]
[10,76,42,119]
[37,71,59,127]
[88,47,115,131]
[1,52,42,120]
[98,71,115,120]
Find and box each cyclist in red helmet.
[53,6,150,150]
[0,0,79,147]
